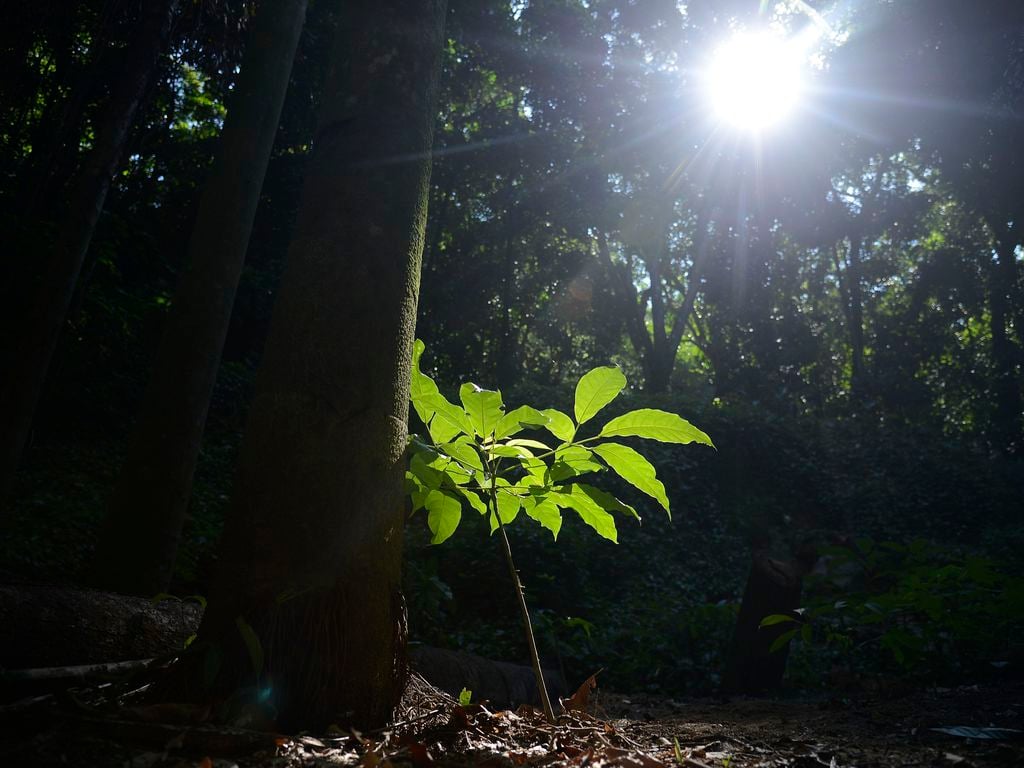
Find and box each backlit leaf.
[489,488,521,532]
[549,445,605,482]
[574,366,626,425]
[458,487,487,515]
[575,483,639,521]
[410,339,440,425]
[440,440,483,472]
[490,444,534,459]
[592,442,669,515]
[599,408,714,446]
[505,438,552,451]
[424,392,474,442]
[494,405,549,440]
[459,383,505,438]
[541,408,575,442]
[425,489,463,544]
[523,496,562,539]
[551,486,618,542]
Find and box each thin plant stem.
[489,463,556,723]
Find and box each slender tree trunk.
[833,234,868,403]
[163,0,448,729]
[595,230,651,367]
[88,0,310,596]
[987,248,1023,453]
[0,0,180,503]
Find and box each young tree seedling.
[405,340,714,721]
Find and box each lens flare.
[707,31,804,131]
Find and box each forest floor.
[1,673,1021,767]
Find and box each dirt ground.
[1,676,1021,767]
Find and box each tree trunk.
[162,0,448,729]
[0,0,180,503]
[988,246,1023,453]
[89,0,310,597]
[724,546,812,694]
[833,234,868,403]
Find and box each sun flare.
[707,31,804,131]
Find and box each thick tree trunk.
[89,0,310,597]
[0,0,180,503]
[164,0,448,729]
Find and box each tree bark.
[0,0,180,503]
[162,0,448,729]
[89,0,310,597]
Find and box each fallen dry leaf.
[562,669,603,714]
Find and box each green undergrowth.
[3,377,1021,695]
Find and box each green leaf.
[490,489,521,532]
[574,366,626,425]
[549,445,605,482]
[234,616,264,678]
[541,408,575,442]
[759,614,798,628]
[592,442,670,516]
[458,688,473,706]
[769,627,799,653]
[410,486,429,513]
[505,438,552,451]
[440,440,483,472]
[523,496,562,539]
[575,483,639,521]
[424,392,474,443]
[551,485,618,542]
[459,383,505,438]
[494,405,550,440]
[458,487,487,515]
[409,450,446,489]
[599,408,714,446]
[490,444,535,459]
[410,339,440,425]
[425,489,463,544]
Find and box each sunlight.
[706,30,804,132]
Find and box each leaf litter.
[2,670,1023,767]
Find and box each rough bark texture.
[90,0,310,597]
[172,0,448,729]
[0,0,180,503]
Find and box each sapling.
[405,340,713,721]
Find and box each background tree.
[89,0,310,597]
[0,0,181,500]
